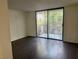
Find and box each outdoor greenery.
[37,9,63,36]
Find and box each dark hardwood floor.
[12,37,78,59]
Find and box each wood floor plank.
[12,37,78,59]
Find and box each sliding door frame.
[35,7,64,41]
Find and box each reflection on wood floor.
[12,37,78,59]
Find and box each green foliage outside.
[37,9,63,26]
[37,9,63,35]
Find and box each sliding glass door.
[36,11,47,38]
[48,9,63,40]
[36,8,63,40]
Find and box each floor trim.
[11,36,28,42]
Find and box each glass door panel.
[48,9,63,40]
[36,11,47,38]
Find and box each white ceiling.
[8,0,78,11]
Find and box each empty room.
[0,0,78,59]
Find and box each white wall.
[64,4,78,43]
[27,12,36,36]
[9,9,27,41]
[0,0,13,59]
[27,4,78,43]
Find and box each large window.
[36,8,63,40]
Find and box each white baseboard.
[11,36,27,42]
